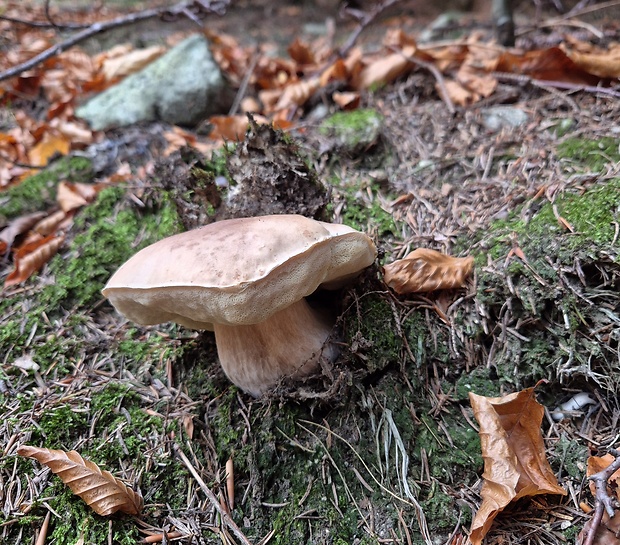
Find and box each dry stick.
[0,0,229,83]
[34,511,51,545]
[494,72,620,99]
[583,449,620,545]
[388,45,456,115]
[228,49,260,116]
[0,13,88,29]
[173,443,254,545]
[337,0,403,58]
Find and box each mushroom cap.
[102,214,376,329]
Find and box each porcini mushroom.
[102,214,376,396]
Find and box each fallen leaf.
[382,248,474,293]
[332,91,360,109]
[101,45,166,81]
[4,234,65,287]
[0,211,48,254]
[587,454,620,500]
[33,209,70,237]
[27,132,71,167]
[17,445,143,516]
[468,389,567,545]
[56,181,100,213]
[274,76,320,111]
[495,47,600,85]
[355,45,418,90]
[288,38,316,65]
[208,115,251,141]
[578,511,620,545]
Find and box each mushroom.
[102,214,376,396]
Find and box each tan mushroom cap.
[102,214,376,330]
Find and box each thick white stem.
[213,299,338,397]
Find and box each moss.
[33,404,89,449]
[47,487,139,545]
[557,136,620,172]
[38,185,181,314]
[320,109,384,152]
[343,292,402,374]
[552,434,588,481]
[0,156,93,219]
[454,367,502,401]
[337,182,397,238]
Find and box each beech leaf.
[0,211,47,254]
[468,389,566,545]
[382,248,474,294]
[17,445,143,516]
[587,454,620,499]
[4,234,65,288]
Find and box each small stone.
[481,106,529,131]
[76,35,233,130]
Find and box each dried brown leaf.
[355,45,417,90]
[588,454,620,500]
[274,76,320,111]
[0,211,47,254]
[56,181,100,213]
[382,248,474,294]
[4,234,65,287]
[101,45,165,81]
[468,389,566,545]
[17,445,143,516]
[495,47,600,85]
[27,132,71,167]
[578,511,620,545]
[32,209,70,237]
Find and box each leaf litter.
[1,0,620,544]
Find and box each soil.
[1,1,620,545]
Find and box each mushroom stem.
[213,298,338,397]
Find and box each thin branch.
[337,0,403,58]
[173,443,255,545]
[0,0,230,83]
[0,13,89,30]
[388,45,456,115]
[583,449,620,545]
[494,72,620,99]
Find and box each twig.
[337,0,402,58]
[494,72,620,99]
[0,0,230,83]
[35,511,51,545]
[0,13,89,30]
[583,449,620,545]
[173,443,254,545]
[143,531,184,543]
[388,45,455,115]
[228,48,260,115]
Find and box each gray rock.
[481,106,529,131]
[76,35,232,130]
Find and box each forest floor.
[1,1,620,545]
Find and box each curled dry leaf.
[17,445,143,516]
[587,454,620,499]
[274,76,321,111]
[0,211,47,254]
[27,132,71,167]
[468,389,567,545]
[56,181,101,213]
[354,44,418,90]
[382,248,474,294]
[4,234,65,288]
